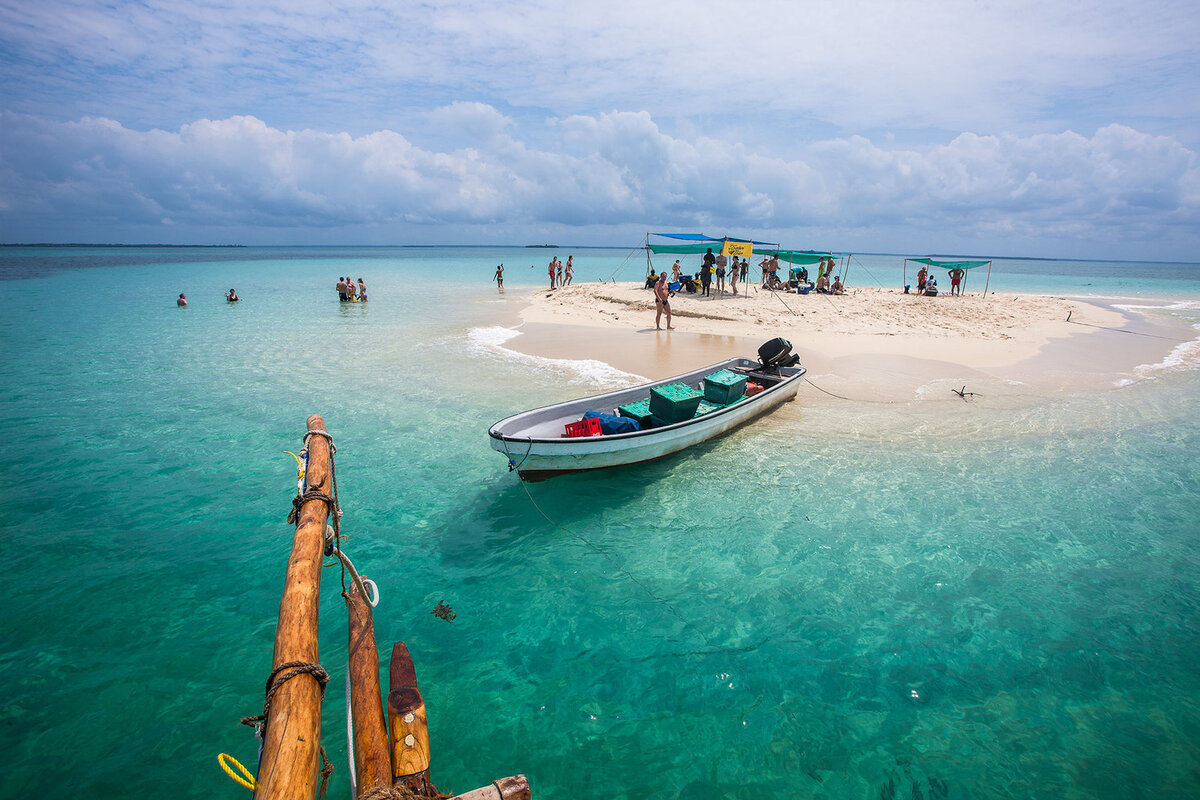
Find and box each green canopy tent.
[904,257,993,296]
[646,234,849,286]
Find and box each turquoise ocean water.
[1,246,1198,799]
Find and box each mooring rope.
[802,376,901,404]
[1065,310,1188,341]
[240,660,332,732]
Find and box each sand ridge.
[518,282,1128,368]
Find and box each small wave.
[1129,333,1200,381]
[467,325,523,348]
[466,326,647,388]
[1112,300,1200,312]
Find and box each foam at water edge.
[468,325,523,348]
[464,326,647,388]
[1112,300,1200,312]
[1129,325,1200,381]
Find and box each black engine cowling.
[757,337,800,369]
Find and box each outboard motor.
[757,337,801,370]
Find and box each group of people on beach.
[547,256,573,289]
[335,276,367,302]
[913,266,963,297]
[653,251,845,299]
[175,289,239,306]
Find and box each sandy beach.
[502,282,1180,406]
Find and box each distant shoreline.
[0,243,1194,265]
[1,243,245,248]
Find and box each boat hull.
[489,357,804,480]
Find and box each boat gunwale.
[488,358,805,445]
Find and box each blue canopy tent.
[903,256,993,296]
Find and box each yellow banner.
[722,240,754,257]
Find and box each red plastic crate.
[564,417,603,438]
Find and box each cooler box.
[703,369,748,404]
[649,382,702,423]
[617,399,654,427]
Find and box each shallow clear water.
[1,246,1198,799]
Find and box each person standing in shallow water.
[177,293,187,306]
[493,264,504,292]
[357,277,367,302]
[564,256,573,285]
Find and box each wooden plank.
[347,575,392,796]
[254,415,332,800]
[450,775,532,800]
[388,642,433,795]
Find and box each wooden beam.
[450,775,532,800]
[254,415,333,800]
[347,575,392,796]
[388,642,433,795]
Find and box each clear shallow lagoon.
[1,246,1198,799]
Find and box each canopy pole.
[982,260,993,296]
[843,254,851,287]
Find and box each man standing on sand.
[654,272,674,330]
[700,247,715,297]
[949,268,964,296]
[548,258,556,289]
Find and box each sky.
[1,0,1198,260]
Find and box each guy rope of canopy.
[903,256,994,296]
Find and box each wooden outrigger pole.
[346,576,392,795]
[255,414,333,800]
[244,415,531,800]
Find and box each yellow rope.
[218,753,257,791]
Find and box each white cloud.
[3,0,1198,143]
[1,108,1196,258]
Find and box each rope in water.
[802,376,901,403]
[1066,310,1188,341]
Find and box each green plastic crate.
[703,369,748,404]
[649,382,702,423]
[694,399,724,417]
[617,399,653,426]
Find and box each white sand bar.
[505,283,1177,406]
